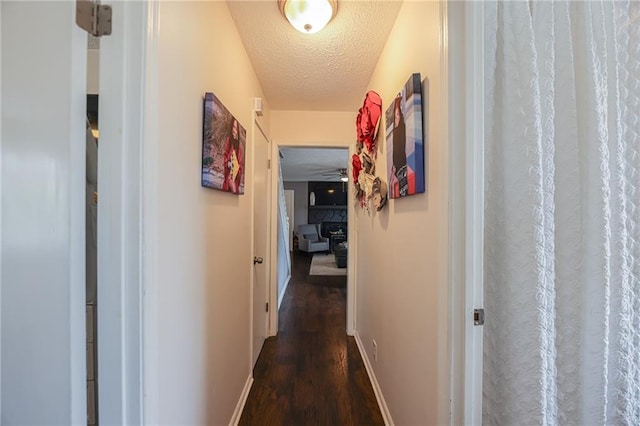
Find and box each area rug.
[309,253,347,276]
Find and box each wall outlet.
[372,339,378,362]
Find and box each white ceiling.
[280,147,349,181]
[227,0,402,112]
[228,0,401,181]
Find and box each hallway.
[239,252,384,425]
[0,1,446,423]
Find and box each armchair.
[296,224,329,254]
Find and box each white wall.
[283,181,308,228]
[271,110,353,147]
[355,2,446,424]
[154,2,269,423]
[1,2,86,423]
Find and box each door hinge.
[267,159,271,169]
[474,308,485,326]
[76,0,112,37]
[265,302,269,312]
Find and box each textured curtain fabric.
[484,1,640,424]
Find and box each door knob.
[253,256,264,265]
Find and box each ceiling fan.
[319,168,349,191]
[320,168,349,182]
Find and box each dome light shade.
[278,0,337,34]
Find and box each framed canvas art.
[201,92,246,194]
[385,73,425,199]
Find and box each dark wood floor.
[239,251,384,426]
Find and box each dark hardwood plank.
[239,251,384,426]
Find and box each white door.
[1,2,87,423]
[2,2,146,423]
[252,120,271,366]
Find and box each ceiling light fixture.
[278,0,337,34]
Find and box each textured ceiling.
[280,147,349,181]
[227,0,402,112]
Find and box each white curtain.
[484,1,640,425]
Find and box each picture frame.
[385,73,425,199]
[201,92,246,194]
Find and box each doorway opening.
[273,146,353,334]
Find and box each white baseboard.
[277,274,291,310]
[229,374,253,426]
[354,332,394,426]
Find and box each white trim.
[277,274,291,309]
[446,2,465,425]
[0,3,4,419]
[141,1,161,423]
[268,138,280,336]
[229,375,254,426]
[438,1,454,425]
[354,332,393,426]
[96,1,149,423]
[446,2,485,425]
[255,116,270,143]
[464,2,485,424]
[249,116,257,367]
[346,147,356,336]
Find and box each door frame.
[268,144,355,336]
[95,1,159,423]
[140,1,161,423]
[0,6,4,420]
[250,114,273,368]
[446,1,485,425]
